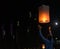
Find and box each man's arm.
[49,26,54,42]
[38,25,49,42]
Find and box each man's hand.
[38,25,42,30]
[49,26,51,33]
[49,26,53,36]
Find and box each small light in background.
[55,22,58,25]
[27,29,29,32]
[51,20,59,29]
[42,44,45,49]
[55,37,58,40]
[3,30,5,39]
[34,48,36,49]
[28,48,29,49]
[24,48,26,49]
[3,30,5,36]
[13,35,15,39]
[17,20,20,26]
[29,11,31,18]
[34,18,37,21]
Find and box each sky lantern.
[38,5,50,23]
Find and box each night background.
[0,0,60,49]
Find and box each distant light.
[13,35,15,39]
[29,11,31,18]
[42,44,45,49]
[28,48,29,49]
[55,37,58,40]
[55,22,58,25]
[34,18,37,21]
[27,29,29,32]
[3,30,5,36]
[17,21,19,26]
[24,48,26,49]
[54,48,55,49]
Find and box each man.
[38,25,54,49]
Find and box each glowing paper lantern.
[38,5,50,23]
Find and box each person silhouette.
[38,25,54,49]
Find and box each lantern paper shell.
[38,5,50,23]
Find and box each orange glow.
[42,44,45,49]
[38,5,50,23]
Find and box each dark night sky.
[0,0,60,48]
[10,0,60,48]
[15,0,60,48]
